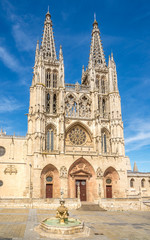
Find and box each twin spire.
[37,9,106,68]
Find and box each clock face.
[69,127,86,145]
[0,147,5,157]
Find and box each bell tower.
[81,18,125,156]
[27,9,65,155]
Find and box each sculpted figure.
[56,200,69,224]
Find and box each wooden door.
[106,185,112,198]
[76,180,86,201]
[46,184,53,198]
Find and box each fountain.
[35,189,90,239]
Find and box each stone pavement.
[0,208,150,240]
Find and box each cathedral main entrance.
[76,180,86,201]
[68,157,97,202]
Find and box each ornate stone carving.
[4,165,17,175]
[96,167,102,179]
[60,166,67,178]
[79,95,91,118]
[65,94,77,117]
[65,94,92,119]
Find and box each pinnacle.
[133,162,138,172]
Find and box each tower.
[81,18,125,157]
[27,10,65,156]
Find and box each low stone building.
[0,10,150,209]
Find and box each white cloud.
[125,117,150,152]
[12,23,35,51]
[0,96,23,113]
[0,46,23,72]
[1,0,37,52]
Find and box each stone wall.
[0,198,81,209]
[99,198,150,211]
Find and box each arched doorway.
[103,167,120,198]
[68,158,97,202]
[41,164,60,198]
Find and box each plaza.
[0,207,150,240]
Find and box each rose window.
[69,127,86,145]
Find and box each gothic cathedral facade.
[0,10,150,203]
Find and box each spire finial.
[48,5,49,13]
[94,13,96,21]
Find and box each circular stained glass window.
[69,127,86,145]
[46,176,53,182]
[0,180,3,186]
[106,179,112,184]
[0,147,5,157]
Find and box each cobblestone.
[0,208,149,240]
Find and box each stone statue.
[56,200,69,224]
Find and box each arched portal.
[103,167,120,198]
[68,158,97,202]
[41,164,60,198]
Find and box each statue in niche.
[60,166,67,178]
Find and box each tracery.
[65,94,77,117]
[79,95,91,118]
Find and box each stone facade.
[0,10,150,205]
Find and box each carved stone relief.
[60,166,67,178]
[96,167,102,179]
[4,165,17,175]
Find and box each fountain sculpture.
[35,189,90,239]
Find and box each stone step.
[77,204,106,211]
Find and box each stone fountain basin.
[39,217,84,235]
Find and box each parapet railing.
[65,84,90,92]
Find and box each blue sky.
[0,0,150,172]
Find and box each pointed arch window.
[101,129,110,154]
[96,75,100,90]
[104,134,107,153]
[79,95,91,118]
[46,70,51,88]
[46,93,50,113]
[65,94,77,117]
[101,78,105,93]
[53,73,57,88]
[130,178,134,188]
[53,94,57,114]
[101,133,107,153]
[98,96,101,112]
[46,127,54,151]
[102,99,105,117]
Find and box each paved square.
[0,208,149,240]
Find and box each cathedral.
[0,10,150,208]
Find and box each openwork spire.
[41,9,57,60]
[88,19,106,68]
